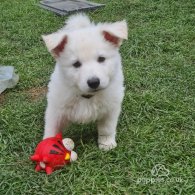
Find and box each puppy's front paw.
[98,135,117,151]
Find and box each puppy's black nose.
[87,77,100,89]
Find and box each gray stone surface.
[39,0,104,15]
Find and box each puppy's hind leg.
[43,103,68,139]
[97,106,121,151]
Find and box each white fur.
[64,13,91,30]
[43,14,128,150]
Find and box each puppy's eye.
[97,56,105,63]
[73,61,82,68]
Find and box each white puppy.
[42,14,128,150]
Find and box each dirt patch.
[0,93,5,104]
[27,87,47,101]
[0,87,47,105]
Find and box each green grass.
[0,0,195,194]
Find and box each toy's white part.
[70,151,77,162]
[62,138,75,150]
[40,162,46,168]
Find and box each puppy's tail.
[64,13,91,30]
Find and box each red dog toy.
[30,133,77,175]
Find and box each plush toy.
[30,133,77,175]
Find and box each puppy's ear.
[102,20,128,47]
[42,32,67,58]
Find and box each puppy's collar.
[81,94,94,99]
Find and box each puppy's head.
[42,14,128,95]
